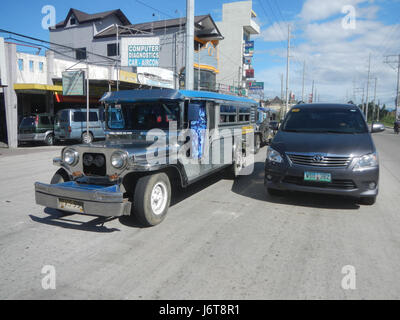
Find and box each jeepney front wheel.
[133,173,171,227]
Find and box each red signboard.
[245,69,254,78]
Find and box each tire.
[44,133,54,146]
[253,135,261,154]
[50,169,70,184]
[359,196,376,205]
[81,131,93,144]
[133,173,171,226]
[267,188,285,197]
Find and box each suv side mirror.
[371,122,385,133]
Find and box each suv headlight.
[111,151,127,169]
[267,147,283,163]
[353,152,378,171]
[63,148,79,166]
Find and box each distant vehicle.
[54,108,105,144]
[18,113,55,146]
[268,120,280,142]
[253,107,271,153]
[265,103,385,205]
[394,120,400,134]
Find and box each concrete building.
[216,1,260,91]
[50,8,223,91]
[0,7,223,148]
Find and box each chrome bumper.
[34,181,131,217]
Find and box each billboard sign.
[244,41,254,56]
[245,69,255,78]
[121,37,160,67]
[243,56,252,65]
[248,81,264,90]
[62,71,85,96]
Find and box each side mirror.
[371,122,385,133]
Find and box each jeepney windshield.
[106,102,181,131]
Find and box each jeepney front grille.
[287,153,352,168]
[83,153,107,176]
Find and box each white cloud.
[298,0,368,22]
[255,0,400,105]
[258,21,291,42]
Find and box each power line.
[134,0,174,19]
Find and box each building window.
[107,43,119,57]
[39,62,44,72]
[76,47,87,60]
[18,59,24,71]
[29,60,34,72]
[70,18,76,25]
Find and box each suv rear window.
[20,117,35,127]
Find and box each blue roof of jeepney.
[99,89,258,104]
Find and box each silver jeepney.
[34,89,258,226]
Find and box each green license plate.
[304,172,332,183]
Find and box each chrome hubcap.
[150,182,168,215]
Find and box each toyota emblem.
[313,155,324,162]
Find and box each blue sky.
[1,0,400,106]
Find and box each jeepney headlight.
[63,148,79,166]
[111,151,127,169]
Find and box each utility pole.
[301,61,305,102]
[377,99,380,121]
[185,0,194,90]
[284,24,291,116]
[280,74,284,101]
[373,77,377,122]
[384,54,400,120]
[365,53,371,121]
[311,80,314,103]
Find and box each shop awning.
[13,83,63,93]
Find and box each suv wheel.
[133,173,171,226]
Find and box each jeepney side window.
[219,105,237,124]
[238,106,251,123]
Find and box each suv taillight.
[35,115,39,126]
[68,126,71,133]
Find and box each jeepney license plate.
[58,198,84,213]
[304,172,332,183]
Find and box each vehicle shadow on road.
[231,161,360,210]
[29,208,121,233]
[119,171,227,228]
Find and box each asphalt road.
[1,130,400,300]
